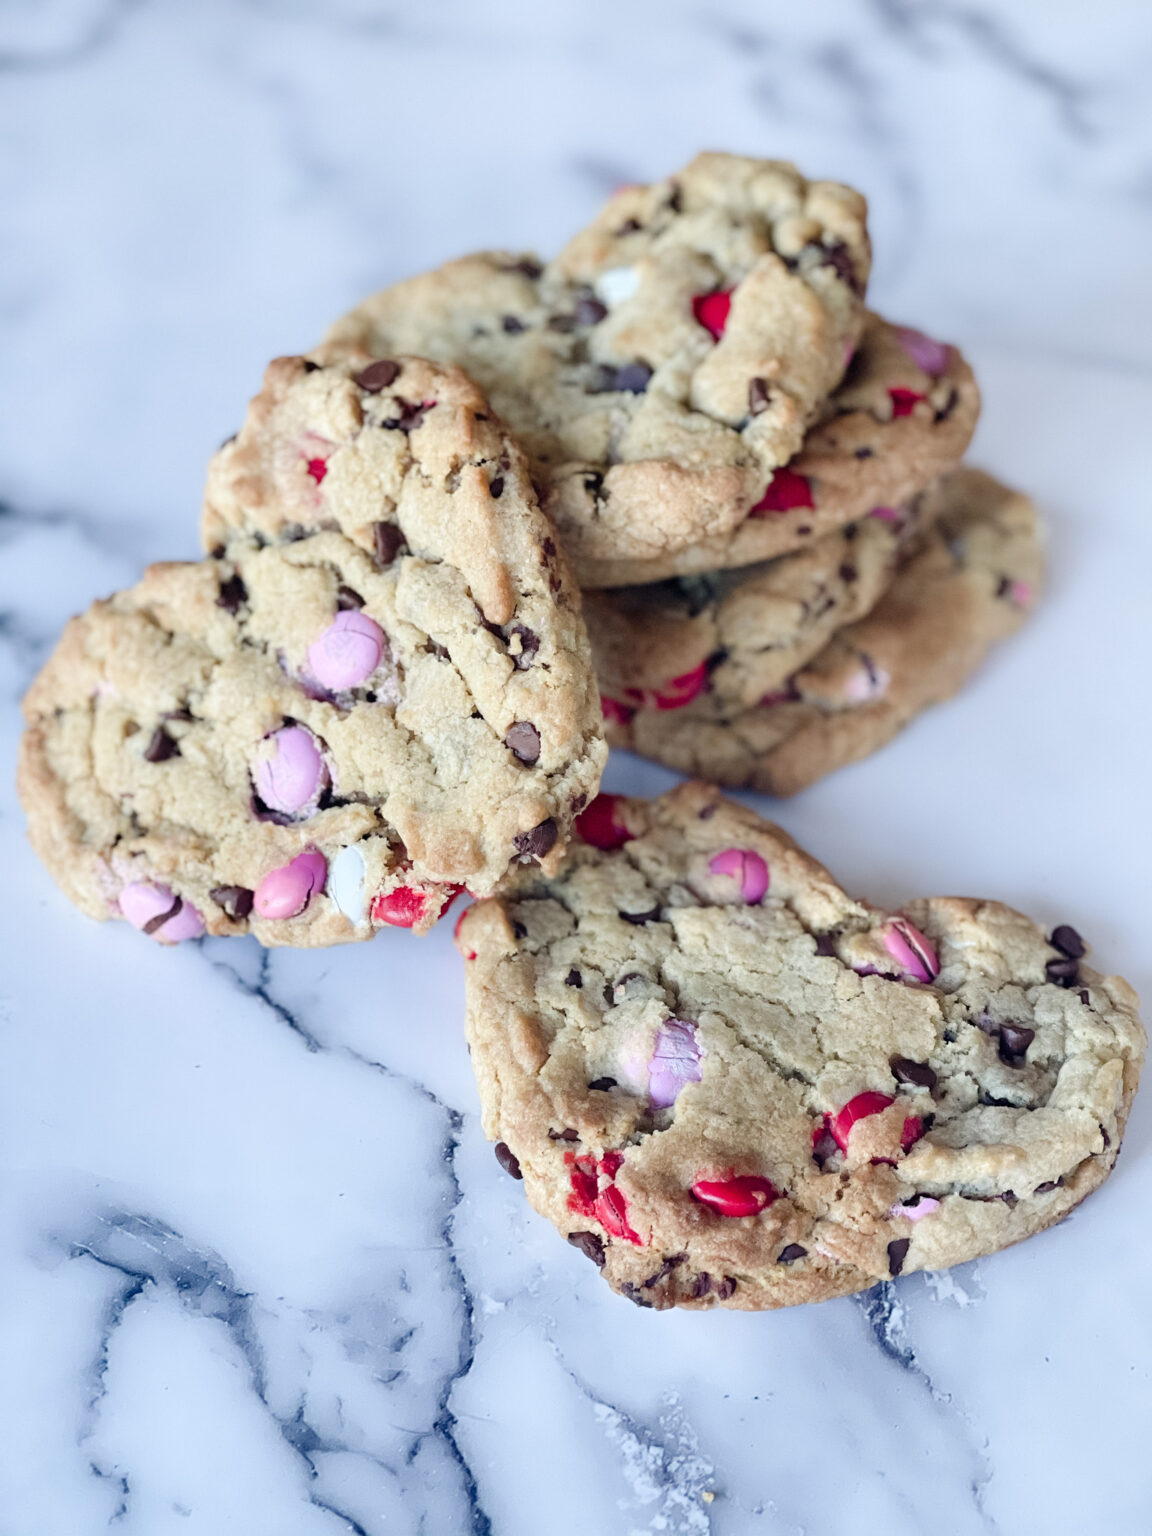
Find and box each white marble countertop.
[2,3,1151,1532]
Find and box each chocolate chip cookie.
[457,782,1144,1309]
[22,366,606,944]
[325,152,875,582]
[603,467,1042,795]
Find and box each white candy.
[329,844,366,923]
[594,265,640,308]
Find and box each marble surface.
[2,2,1151,1532]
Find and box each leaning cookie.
[587,482,939,712]
[456,782,1144,1310]
[22,369,606,946]
[603,468,1041,795]
[326,152,872,580]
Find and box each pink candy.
[709,848,769,903]
[868,505,902,524]
[883,917,940,984]
[119,882,205,943]
[306,611,384,691]
[894,326,950,377]
[648,1020,703,1109]
[890,1196,940,1223]
[254,725,327,814]
[254,848,327,920]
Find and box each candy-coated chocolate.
[254,848,327,920]
[306,610,384,691]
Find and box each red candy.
[901,1115,925,1152]
[827,1091,895,1152]
[454,906,477,960]
[748,467,815,516]
[616,662,710,714]
[692,1174,781,1218]
[575,793,635,851]
[371,882,462,929]
[306,457,328,483]
[565,1150,642,1244]
[692,289,733,340]
[888,388,925,419]
[594,1185,641,1244]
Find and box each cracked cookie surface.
[604,467,1042,795]
[325,152,874,582]
[457,782,1144,1310]
[22,357,606,946]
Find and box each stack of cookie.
[18,153,1143,1312]
[322,153,1040,795]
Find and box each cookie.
[22,367,607,945]
[587,485,936,713]
[456,781,1144,1310]
[325,152,873,581]
[603,467,1042,795]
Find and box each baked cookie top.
[325,152,872,581]
[587,485,935,714]
[604,467,1042,795]
[23,366,606,946]
[457,782,1144,1310]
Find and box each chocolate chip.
[372,522,405,566]
[1079,988,1091,1006]
[514,818,557,860]
[210,885,254,920]
[796,525,812,535]
[619,907,661,926]
[811,1127,838,1168]
[489,475,504,499]
[963,1190,1017,1205]
[567,1231,605,1267]
[843,523,859,541]
[813,933,837,957]
[1046,957,1080,988]
[838,563,857,583]
[998,1023,1035,1066]
[501,315,526,333]
[500,256,543,280]
[934,387,960,423]
[505,721,541,763]
[336,585,364,611]
[302,360,321,374]
[891,1058,937,1091]
[425,640,450,661]
[996,575,1012,599]
[854,446,874,459]
[642,1253,687,1288]
[508,624,540,669]
[621,1282,655,1308]
[818,240,863,295]
[142,895,183,936]
[565,968,583,988]
[690,1272,712,1299]
[1051,925,1086,959]
[353,359,400,392]
[382,398,434,433]
[887,1238,911,1277]
[575,296,608,326]
[589,1077,617,1092]
[494,1142,522,1179]
[143,727,180,763]
[548,1127,580,1142]
[613,362,653,394]
[1100,1124,1112,1149]
[748,376,772,415]
[547,313,578,333]
[715,1276,738,1300]
[777,1244,807,1264]
[1033,1178,1064,1194]
[510,920,527,939]
[216,574,247,614]
[615,217,642,236]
